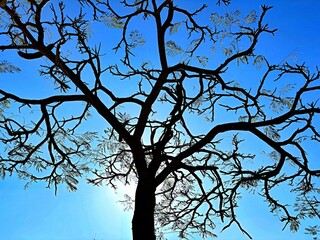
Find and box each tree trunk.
[132,179,156,240]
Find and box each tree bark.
[132,178,156,240]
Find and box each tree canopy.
[0,0,319,239]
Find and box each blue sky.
[0,0,319,239]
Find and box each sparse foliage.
[0,1,319,240]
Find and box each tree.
[0,0,319,239]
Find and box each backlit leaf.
[169,22,182,35]
[166,41,184,57]
[244,10,257,24]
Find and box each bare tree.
[0,0,319,239]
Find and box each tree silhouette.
[0,0,319,239]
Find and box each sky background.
[0,0,319,239]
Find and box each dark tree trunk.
[132,179,156,240]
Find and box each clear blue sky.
[0,0,319,239]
